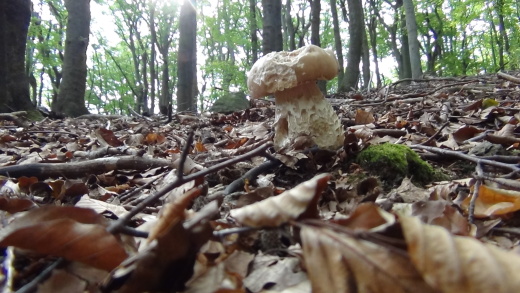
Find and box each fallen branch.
[411,144,520,175]
[0,156,174,179]
[497,71,520,84]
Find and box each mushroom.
[247,45,344,150]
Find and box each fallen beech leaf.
[411,200,469,236]
[0,206,128,271]
[106,203,214,292]
[452,126,482,143]
[355,109,375,125]
[147,187,202,243]
[17,176,38,193]
[0,196,36,214]
[244,253,306,292]
[461,184,520,217]
[96,128,124,147]
[230,174,330,227]
[300,224,435,293]
[333,202,395,231]
[400,215,520,293]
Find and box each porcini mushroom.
[247,45,344,150]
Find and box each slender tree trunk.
[330,0,344,86]
[310,0,327,93]
[176,0,197,112]
[262,0,283,54]
[249,0,259,63]
[361,28,371,89]
[285,0,296,51]
[149,1,158,114]
[340,0,363,92]
[53,0,90,117]
[402,0,423,79]
[368,15,381,87]
[400,11,412,79]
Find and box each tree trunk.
[176,0,197,112]
[249,0,259,64]
[53,0,90,117]
[330,0,344,86]
[402,0,423,79]
[400,11,412,79]
[368,15,381,87]
[262,0,283,54]
[310,0,327,93]
[361,28,371,89]
[285,0,296,51]
[340,0,363,92]
[148,1,158,114]
[0,0,36,113]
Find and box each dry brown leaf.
[147,187,201,243]
[230,174,330,227]
[96,128,124,147]
[244,253,307,293]
[300,224,435,293]
[0,206,128,271]
[411,200,469,236]
[355,109,375,125]
[461,184,520,217]
[0,196,36,214]
[452,125,483,143]
[333,202,395,231]
[400,215,520,293]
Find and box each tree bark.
[176,0,197,112]
[403,0,423,79]
[249,0,259,63]
[53,0,90,117]
[330,0,344,86]
[0,0,36,113]
[340,0,364,92]
[310,0,327,93]
[361,27,371,89]
[262,0,283,54]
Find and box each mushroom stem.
[272,82,344,150]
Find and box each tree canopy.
[22,0,520,115]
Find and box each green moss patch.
[356,143,435,187]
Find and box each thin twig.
[16,258,65,293]
[411,145,520,175]
[177,130,195,179]
[107,142,273,234]
[420,121,450,145]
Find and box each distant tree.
[177,0,197,112]
[330,0,345,86]
[262,0,283,54]
[0,0,37,113]
[249,0,259,63]
[339,0,364,92]
[284,0,296,51]
[403,0,423,79]
[52,0,90,117]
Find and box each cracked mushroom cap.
[247,45,339,98]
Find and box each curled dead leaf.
[400,215,520,292]
[0,206,128,271]
[300,223,435,293]
[230,174,330,227]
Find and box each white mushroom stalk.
[247,45,344,150]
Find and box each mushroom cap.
[247,45,339,99]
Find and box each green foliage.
[24,0,520,114]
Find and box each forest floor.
[2,71,520,292]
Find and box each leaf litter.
[1,73,520,292]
